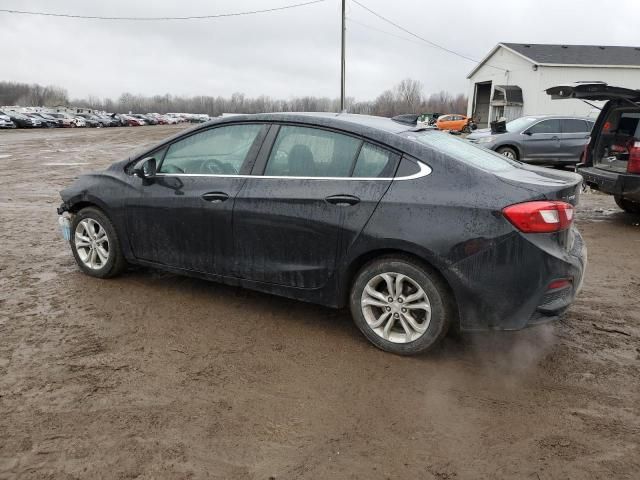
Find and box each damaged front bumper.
[57,202,74,241]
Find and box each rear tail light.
[627,142,640,174]
[502,201,574,233]
[547,278,572,290]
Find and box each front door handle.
[325,194,360,207]
[201,192,229,203]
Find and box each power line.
[350,0,507,72]
[347,17,425,47]
[0,0,326,21]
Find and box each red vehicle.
[121,115,144,127]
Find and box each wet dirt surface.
[0,126,638,479]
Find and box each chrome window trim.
[154,160,432,181]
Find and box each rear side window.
[562,119,590,133]
[408,131,518,172]
[265,126,361,177]
[528,119,561,134]
[159,124,263,175]
[352,143,395,178]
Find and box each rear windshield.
[405,131,520,172]
[594,107,640,172]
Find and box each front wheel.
[350,256,453,355]
[70,207,127,278]
[614,195,640,214]
[496,146,518,160]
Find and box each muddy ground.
[0,125,638,479]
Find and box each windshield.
[405,131,520,172]
[505,117,538,133]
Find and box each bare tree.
[0,79,466,117]
[394,78,423,112]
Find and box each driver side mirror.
[133,157,157,179]
[522,130,533,136]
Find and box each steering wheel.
[200,158,238,175]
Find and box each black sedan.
[27,113,59,128]
[57,113,587,354]
[0,110,41,128]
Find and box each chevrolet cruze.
[57,113,587,355]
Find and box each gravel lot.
[0,125,638,479]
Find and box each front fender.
[58,171,135,258]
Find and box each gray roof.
[503,43,640,66]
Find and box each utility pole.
[340,0,346,112]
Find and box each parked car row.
[0,109,210,129]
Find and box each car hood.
[466,128,500,140]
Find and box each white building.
[467,43,640,127]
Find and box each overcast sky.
[1,0,640,101]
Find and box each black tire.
[614,195,640,214]
[70,207,127,278]
[349,256,454,355]
[496,146,518,160]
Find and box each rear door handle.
[325,194,360,207]
[201,192,229,203]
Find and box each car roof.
[517,115,593,121]
[210,112,414,135]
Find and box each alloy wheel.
[361,272,431,343]
[74,218,110,270]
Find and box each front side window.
[159,124,263,175]
[264,125,361,177]
[528,119,561,134]
[352,143,396,178]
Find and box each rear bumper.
[451,228,587,332]
[579,166,640,202]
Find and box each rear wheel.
[614,195,640,214]
[70,207,127,278]
[496,146,518,160]
[350,256,453,355]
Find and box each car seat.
[288,144,316,176]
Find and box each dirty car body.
[58,113,586,338]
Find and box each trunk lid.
[546,83,640,101]
[495,164,582,206]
